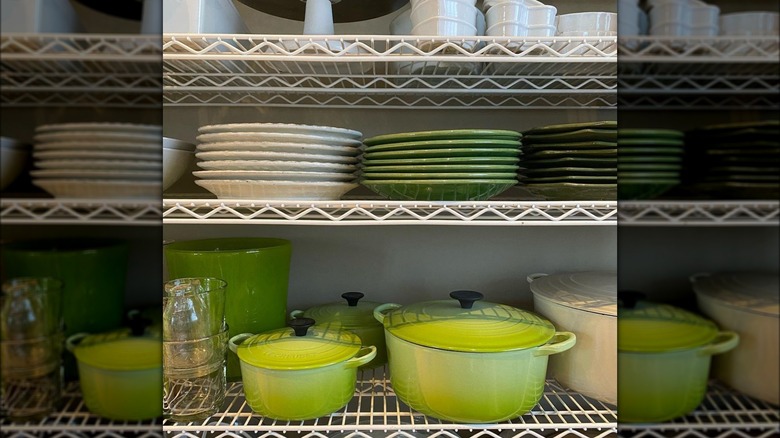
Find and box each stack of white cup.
[410,0,480,37]
[483,0,558,38]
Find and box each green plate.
[359,164,520,173]
[619,155,683,163]
[361,156,521,165]
[365,139,521,152]
[705,147,780,156]
[618,138,684,147]
[522,157,616,168]
[524,121,617,135]
[618,171,680,179]
[693,120,779,132]
[527,175,617,184]
[361,172,518,180]
[620,147,684,155]
[702,174,780,182]
[363,129,522,146]
[619,180,679,200]
[524,129,617,144]
[619,163,682,171]
[689,128,779,142]
[363,148,520,159]
[525,148,617,158]
[618,129,685,139]
[522,183,616,201]
[362,179,517,201]
[525,167,616,177]
[688,182,779,199]
[523,141,617,150]
[696,140,779,149]
[708,166,780,175]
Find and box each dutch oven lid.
[527,271,617,316]
[691,272,779,317]
[236,318,361,370]
[380,291,556,353]
[618,291,718,353]
[69,329,161,371]
[302,292,383,329]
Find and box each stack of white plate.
[31,123,162,199]
[194,123,363,200]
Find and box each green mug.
[164,238,292,381]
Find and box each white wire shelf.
[0,33,161,108]
[618,36,779,109]
[162,200,618,225]
[0,382,163,438]
[0,198,162,225]
[163,34,617,108]
[618,382,779,438]
[618,201,780,226]
[163,367,617,438]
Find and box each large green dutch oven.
[373,291,576,423]
[290,292,386,369]
[618,292,739,423]
[229,318,376,421]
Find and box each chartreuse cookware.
[229,318,376,421]
[66,328,162,421]
[374,291,576,423]
[290,292,386,369]
[618,292,739,423]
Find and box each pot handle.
[65,333,90,353]
[526,273,548,283]
[373,303,402,324]
[289,310,304,319]
[689,272,711,284]
[345,346,377,369]
[698,331,739,357]
[228,333,254,354]
[533,331,576,357]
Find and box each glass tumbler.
[1,360,63,422]
[1,278,63,340]
[163,278,226,342]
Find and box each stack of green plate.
[359,129,522,201]
[617,128,685,200]
[685,120,779,199]
[521,121,617,200]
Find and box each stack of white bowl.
[720,11,779,36]
[193,123,362,200]
[556,12,618,37]
[410,0,479,40]
[163,137,195,191]
[483,0,557,38]
[647,0,720,36]
[618,0,649,38]
[31,123,162,199]
[1,137,29,191]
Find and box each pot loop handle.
[373,303,402,324]
[698,331,739,357]
[65,332,90,353]
[289,309,304,319]
[526,273,548,284]
[345,345,377,369]
[533,331,576,357]
[228,333,255,354]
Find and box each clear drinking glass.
[163,278,226,342]
[163,329,228,372]
[0,360,62,422]
[0,332,64,370]
[1,278,63,340]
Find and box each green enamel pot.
[373,291,576,423]
[229,318,376,421]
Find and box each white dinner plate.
[33,179,161,199]
[34,159,162,170]
[31,169,161,180]
[35,123,162,134]
[34,141,161,152]
[195,151,359,164]
[198,123,362,140]
[196,141,361,156]
[196,132,362,147]
[195,179,358,200]
[196,160,358,173]
[34,150,161,161]
[193,170,356,182]
[34,132,161,144]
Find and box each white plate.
[193,170,356,182]
[35,123,162,134]
[196,160,358,173]
[35,159,162,170]
[196,141,361,156]
[34,150,161,161]
[195,151,359,164]
[34,141,161,152]
[33,179,161,199]
[31,169,161,180]
[195,179,358,200]
[196,132,362,147]
[198,123,362,140]
[34,132,161,144]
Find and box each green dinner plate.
[618,171,680,179]
[361,156,521,165]
[618,163,683,171]
[707,166,780,175]
[525,148,617,158]
[522,183,616,201]
[702,174,780,182]
[525,167,617,177]
[361,172,518,180]
[618,129,685,139]
[522,157,616,168]
[359,164,520,173]
[363,129,522,146]
[363,148,521,160]
[523,141,617,151]
[365,139,521,153]
[695,140,779,149]
[524,129,617,144]
[693,120,779,132]
[524,121,617,135]
[618,138,684,147]
[705,147,780,156]
[688,128,779,142]
[620,147,684,155]
[619,155,683,163]
[362,179,517,201]
[619,180,680,200]
[527,175,617,184]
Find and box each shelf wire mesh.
[0,199,162,225]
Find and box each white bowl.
[482,0,543,13]
[411,0,476,8]
[163,147,193,191]
[649,1,720,36]
[412,16,478,36]
[720,11,779,36]
[411,0,479,28]
[556,12,618,35]
[0,0,83,33]
[163,0,247,33]
[486,2,557,28]
[1,146,28,190]
[486,22,556,37]
[163,137,196,152]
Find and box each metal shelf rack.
[618,36,779,109]
[163,34,617,109]
[162,199,617,225]
[0,198,162,225]
[618,201,780,226]
[0,33,161,108]
[0,382,162,438]
[163,367,617,438]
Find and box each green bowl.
[618,179,680,200]
[361,179,517,201]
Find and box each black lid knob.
[126,310,151,337]
[618,291,646,309]
[341,292,364,307]
[450,290,483,309]
[289,317,315,336]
